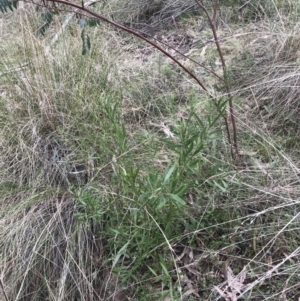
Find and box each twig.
[42,0,208,91]
[171,15,178,30]
[238,0,253,11]
[0,63,28,77]
[0,277,9,301]
[195,0,239,158]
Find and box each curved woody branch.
[22,0,238,158]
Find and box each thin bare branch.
[39,0,209,92]
[212,0,219,23]
[195,0,239,157]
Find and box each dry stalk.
[195,0,239,158]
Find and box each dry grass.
[1,1,300,300]
[1,192,130,300]
[230,17,300,159]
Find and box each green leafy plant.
[4,1,300,300]
[0,0,17,13]
[36,10,55,36]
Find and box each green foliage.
[70,99,229,287]
[4,0,300,300]
[0,2,95,57]
[74,163,189,278]
[0,0,17,13]
[73,188,106,222]
[79,18,97,55]
[36,11,55,36]
[81,27,91,55]
[162,106,225,179]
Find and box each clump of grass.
[104,0,201,34]
[0,11,136,300]
[0,9,228,300]
[230,14,300,154]
[2,1,300,300]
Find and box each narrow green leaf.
[221,179,228,189]
[192,112,205,128]
[185,140,194,156]
[163,164,176,185]
[148,266,158,277]
[36,11,53,36]
[160,261,170,278]
[81,28,91,55]
[87,18,101,27]
[212,180,227,192]
[139,192,151,200]
[112,242,129,268]
[192,145,204,156]
[166,193,186,206]
[156,197,166,210]
[173,184,188,196]
[8,0,13,12]
[0,0,6,13]
[87,35,91,50]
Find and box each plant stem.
[195,0,239,157]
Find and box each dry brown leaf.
[227,266,246,294]
[214,266,250,301]
[185,265,202,277]
[182,288,199,299]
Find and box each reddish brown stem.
[195,0,238,157]
[28,0,208,92]
[23,0,237,158]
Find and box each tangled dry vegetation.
[1,0,300,300]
